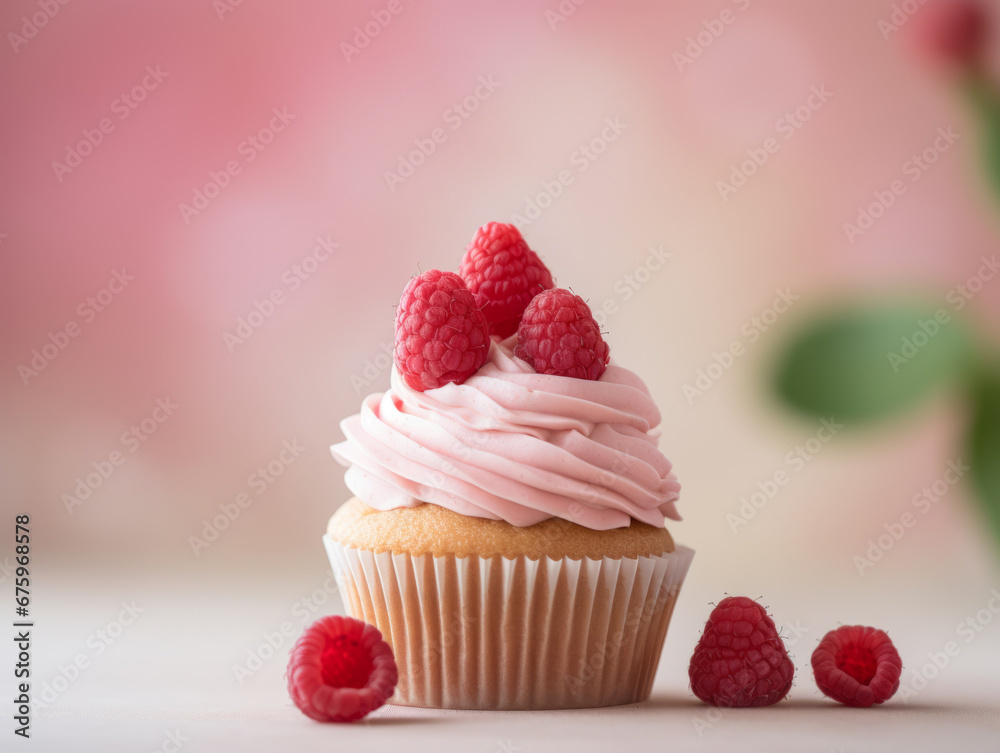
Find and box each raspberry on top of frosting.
[332,337,681,531]
[393,270,490,392]
[515,288,610,381]
[459,222,555,339]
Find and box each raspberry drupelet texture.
[286,615,398,722]
[459,222,555,339]
[393,270,490,392]
[811,625,902,707]
[514,288,610,380]
[688,596,795,707]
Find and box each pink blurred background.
[3,0,1000,646]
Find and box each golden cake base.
[325,499,693,710]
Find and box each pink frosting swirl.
[331,340,681,530]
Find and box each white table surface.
[5,570,1000,752]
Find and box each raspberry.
[688,596,794,707]
[459,222,555,338]
[286,615,398,722]
[514,288,610,380]
[394,269,490,391]
[811,625,902,707]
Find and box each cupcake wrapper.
[323,535,694,710]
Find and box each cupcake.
[325,222,692,710]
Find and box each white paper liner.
[323,535,694,710]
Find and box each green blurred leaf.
[773,302,973,424]
[963,71,1000,201]
[966,367,1000,543]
